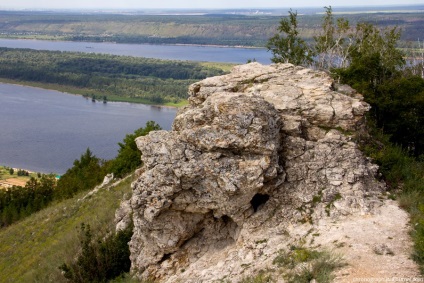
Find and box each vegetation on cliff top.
[269,6,424,156]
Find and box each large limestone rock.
[123,63,389,282]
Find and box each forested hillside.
[0,48,228,105]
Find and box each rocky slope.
[116,63,419,282]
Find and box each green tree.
[9,168,14,175]
[55,148,108,199]
[348,23,405,84]
[36,174,56,207]
[374,76,424,156]
[321,14,419,155]
[333,23,412,153]
[0,173,57,227]
[267,9,313,66]
[313,6,353,69]
[110,121,162,178]
[59,222,133,282]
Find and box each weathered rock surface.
[119,63,415,282]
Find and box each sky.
[0,0,423,10]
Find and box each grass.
[239,271,274,283]
[286,252,344,283]
[272,246,344,283]
[0,165,39,179]
[0,175,133,282]
[163,99,189,108]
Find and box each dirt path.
[312,200,422,282]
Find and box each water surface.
[0,83,177,174]
[0,38,271,64]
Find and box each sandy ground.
[0,178,28,189]
[0,167,35,189]
[3,178,27,186]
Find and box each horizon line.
[0,4,423,12]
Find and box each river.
[0,39,270,174]
[0,38,271,64]
[0,83,177,174]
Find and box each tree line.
[0,48,226,105]
[8,168,30,176]
[65,35,267,47]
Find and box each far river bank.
[0,165,43,189]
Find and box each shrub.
[59,222,133,283]
[239,271,274,283]
[287,252,344,283]
[273,246,321,268]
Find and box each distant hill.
[0,9,423,46]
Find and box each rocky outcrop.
[121,63,388,282]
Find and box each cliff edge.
[117,63,419,282]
